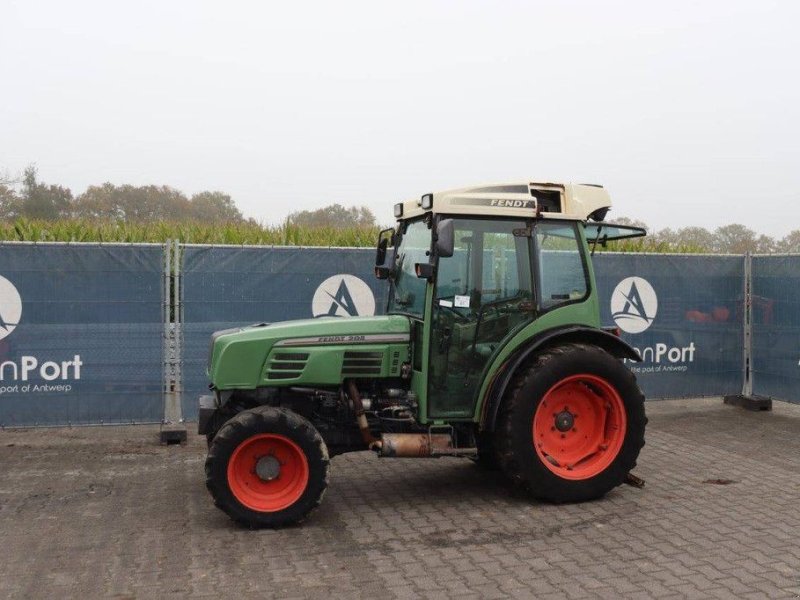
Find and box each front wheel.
[496,343,646,502]
[205,406,330,527]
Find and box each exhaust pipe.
[379,433,477,458]
[379,433,452,457]
[346,380,381,450]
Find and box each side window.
[480,232,524,304]
[389,220,431,318]
[536,222,588,309]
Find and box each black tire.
[472,431,502,471]
[496,343,646,503]
[205,406,330,528]
[205,409,230,448]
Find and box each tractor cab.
[375,182,645,420]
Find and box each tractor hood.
[207,315,411,390]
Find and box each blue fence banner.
[751,255,800,403]
[180,245,385,419]
[594,254,745,399]
[0,244,164,426]
[3,242,793,427]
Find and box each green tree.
[74,183,191,222]
[712,224,758,254]
[19,166,72,219]
[74,182,124,219]
[288,204,376,228]
[189,191,243,222]
[674,226,715,251]
[777,230,800,253]
[754,234,776,254]
[0,184,19,219]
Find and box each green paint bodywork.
[208,315,410,389]
[207,222,604,426]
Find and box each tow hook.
[624,472,645,488]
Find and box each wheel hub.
[554,410,575,432]
[532,374,628,481]
[255,455,281,481]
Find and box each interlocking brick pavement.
[0,398,798,599]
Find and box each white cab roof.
[397,182,611,222]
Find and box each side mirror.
[435,219,454,258]
[414,262,435,281]
[376,237,389,266]
[375,227,394,265]
[375,228,396,280]
[375,247,396,280]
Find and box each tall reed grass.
[0,218,706,252]
[0,218,381,246]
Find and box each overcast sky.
[2,0,799,235]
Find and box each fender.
[479,326,641,432]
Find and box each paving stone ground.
[0,397,798,599]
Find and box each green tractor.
[200,182,647,527]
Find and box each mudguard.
[479,326,641,432]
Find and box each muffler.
[378,433,477,458]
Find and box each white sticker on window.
[439,299,454,308]
[454,295,471,308]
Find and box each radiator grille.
[341,351,384,376]
[265,352,309,381]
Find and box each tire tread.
[205,406,330,528]
[495,343,646,501]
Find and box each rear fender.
[479,326,640,433]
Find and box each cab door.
[427,217,535,419]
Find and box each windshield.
[387,219,431,318]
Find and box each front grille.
[266,352,309,381]
[341,351,384,376]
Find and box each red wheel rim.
[532,374,627,480]
[227,434,309,512]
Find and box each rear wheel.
[205,406,329,527]
[496,343,646,502]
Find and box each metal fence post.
[163,239,171,410]
[174,239,183,415]
[160,239,187,443]
[724,252,771,410]
[743,252,753,397]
